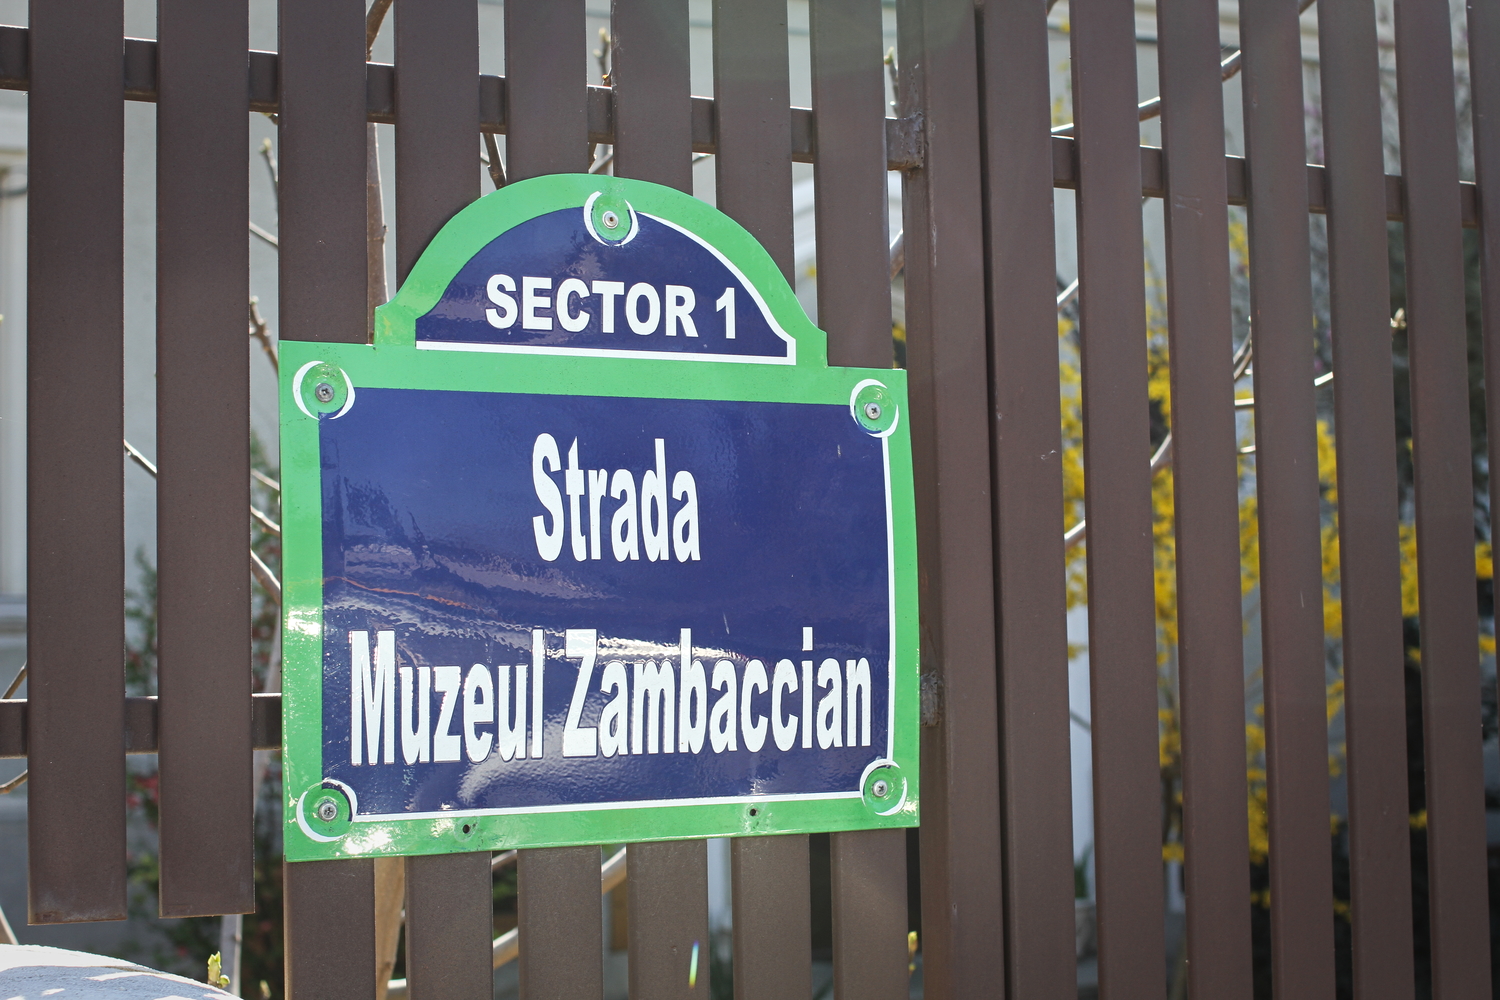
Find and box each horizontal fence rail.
[0,24,1479,225]
[0,694,283,756]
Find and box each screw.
[314,382,335,403]
[315,797,339,822]
[601,209,620,230]
[872,779,889,799]
[863,401,883,422]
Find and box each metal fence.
[0,0,1495,998]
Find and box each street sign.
[279,174,918,862]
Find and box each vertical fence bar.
[391,6,489,995]
[627,840,710,1000]
[611,0,692,191]
[278,0,367,345]
[155,0,253,920]
[278,0,374,993]
[1237,1,1335,996]
[504,0,587,182]
[806,5,910,994]
[25,0,127,925]
[518,846,604,1000]
[394,0,480,284]
[810,0,892,360]
[975,0,1077,997]
[730,837,812,1000]
[610,10,709,987]
[1474,11,1500,989]
[1074,0,1212,995]
[503,12,600,1000]
[894,2,1003,998]
[1080,0,1182,995]
[709,7,814,999]
[829,830,908,1000]
[1317,0,1416,996]
[404,851,494,1000]
[1391,0,1493,996]
[712,0,794,277]
[285,860,378,1000]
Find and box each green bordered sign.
[280,174,918,862]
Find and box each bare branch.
[250,221,279,250]
[366,0,394,60]
[124,438,158,477]
[593,27,612,87]
[0,770,27,795]
[253,468,281,493]
[249,296,278,375]
[2,662,24,699]
[483,133,507,189]
[259,138,279,210]
[491,850,518,871]
[889,231,904,281]
[251,505,281,537]
[251,549,282,604]
[1057,277,1079,309]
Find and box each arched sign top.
[377,174,821,367]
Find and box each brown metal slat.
[808,4,909,997]
[627,840,710,1000]
[730,837,812,1000]
[404,851,493,1000]
[1067,0,1169,995]
[894,2,1004,998]
[394,0,479,284]
[390,8,492,998]
[975,0,1077,997]
[712,0,795,279]
[25,0,127,925]
[1391,0,1493,997]
[285,860,378,1000]
[518,845,604,1000]
[611,0,692,192]
[708,8,814,999]
[1237,1,1336,995]
[504,0,588,182]
[609,9,712,993]
[1316,0,1417,997]
[810,0,892,363]
[278,1,375,995]
[155,0,253,921]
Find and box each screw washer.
[863,401,883,422]
[314,382,335,403]
[601,209,620,230]
[315,797,339,822]
[872,778,889,799]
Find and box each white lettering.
[486,274,518,328]
[592,280,625,332]
[671,470,700,562]
[847,658,871,747]
[664,285,698,337]
[715,286,735,339]
[350,629,396,765]
[709,659,738,753]
[531,630,546,758]
[563,629,600,758]
[522,276,553,330]
[566,439,587,561]
[816,658,843,749]
[463,664,495,763]
[432,666,463,762]
[626,282,660,335]
[532,434,564,561]
[556,277,591,332]
[741,659,768,752]
[641,439,669,562]
[588,469,608,560]
[599,660,629,757]
[678,629,707,754]
[400,665,431,764]
[632,660,675,754]
[771,659,798,752]
[610,469,639,560]
[495,664,527,762]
